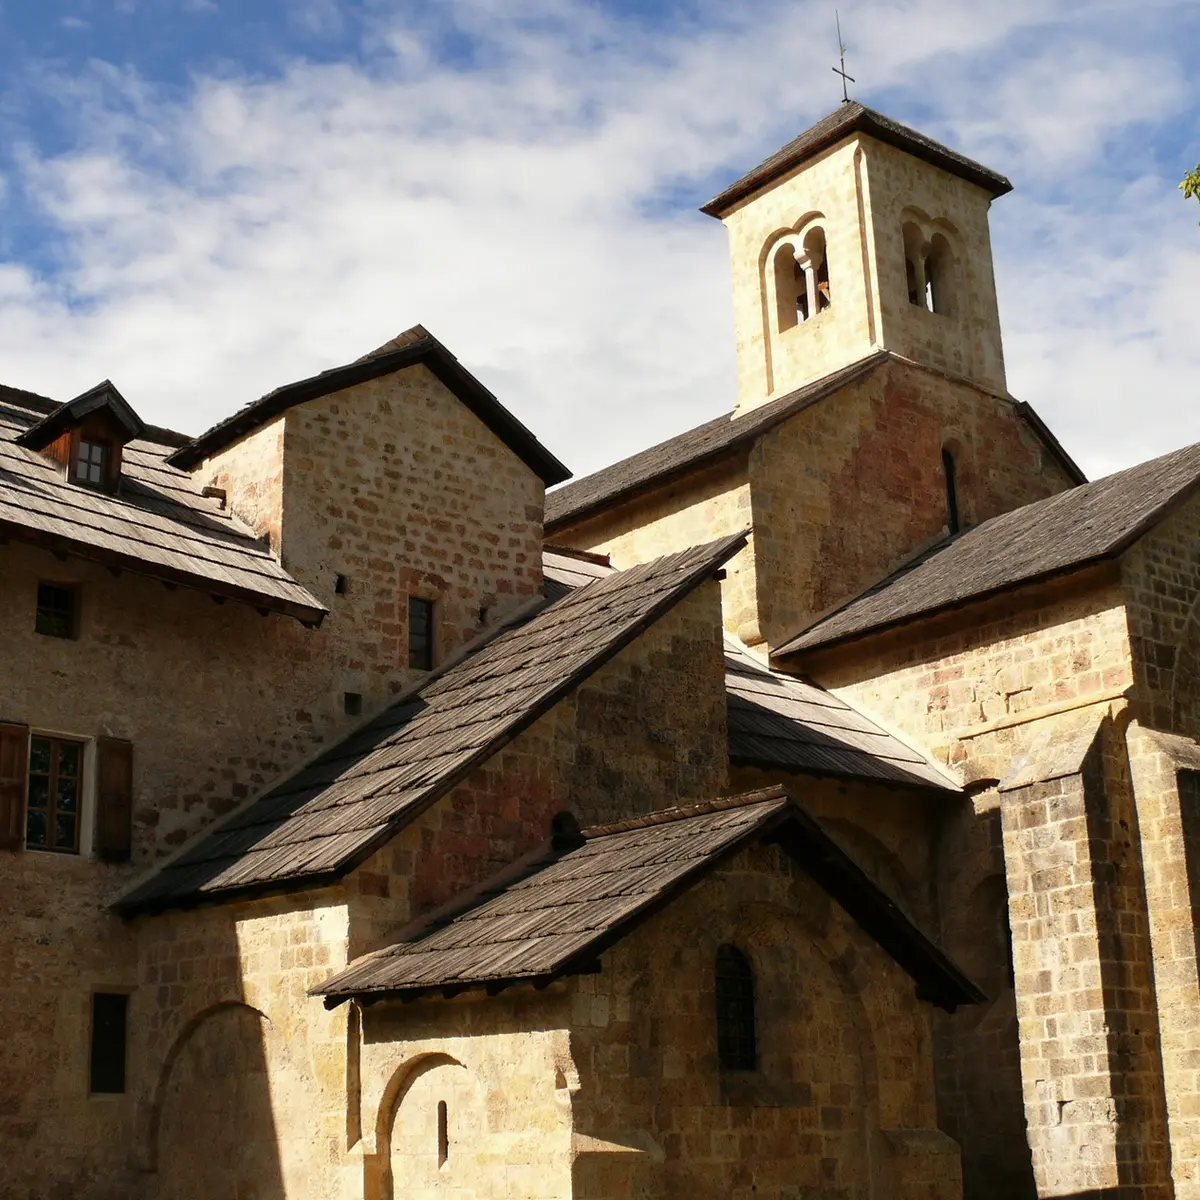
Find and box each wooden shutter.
[0,723,29,852]
[95,738,134,863]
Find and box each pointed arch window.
[715,944,757,1071]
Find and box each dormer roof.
[16,379,146,453]
[700,102,1013,219]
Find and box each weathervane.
[832,11,855,104]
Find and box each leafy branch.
[1184,165,1200,220]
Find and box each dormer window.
[75,441,108,487]
[16,380,144,495]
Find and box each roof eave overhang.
[112,533,748,917]
[701,115,1012,221]
[727,753,960,795]
[773,557,1118,664]
[16,380,146,452]
[166,339,570,486]
[0,518,327,628]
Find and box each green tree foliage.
[1184,165,1200,220]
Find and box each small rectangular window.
[343,692,362,717]
[75,440,107,486]
[408,597,435,672]
[26,735,83,854]
[89,993,128,1095]
[35,583,78,639]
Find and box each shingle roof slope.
[0,393,325,624]
[701,102,1012,218]
[777,441,1200,657]
[544,353,887,530]
[724,639,956,791]
[114,534,746,915]
[166,325,570,485]
[314,788,983,1012]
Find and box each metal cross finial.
[832,11,855,103]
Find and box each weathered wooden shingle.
[724,639,956,791]
[114,534,747,915]
[314,787,983,1013]
[778,440,1200,658]
[0,392,325,624]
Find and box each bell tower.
[702,103,1013,415]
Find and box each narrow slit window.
[942,447,960,534]
[26,736,82,854]
[408,597,435,672]
[715,944,757,1071]
[75,440,107,487]
[89,992,128,1094]
[437,1099,448,1167]
[35,583,78,639]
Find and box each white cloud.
[0,0,1197,483]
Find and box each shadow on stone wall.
[144,1000,285,1200]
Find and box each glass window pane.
[27,776,49,810]
[55,814,78,850]
[56,778,78,813]
[58,742,80,777]
[29,738,51,774]
[26,809,47,846]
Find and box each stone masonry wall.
[279,363,546,698]
[344,581,730,956]
[750,357,1076,650]
[0,362,550,1200]
[795,574,1138,1198]
[863,137,1007,393]
[548,459,758,646]
[1121,491,1200,735]
[195,417,286,552]
[568,842,958,1200]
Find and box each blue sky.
[0,0,1198,480]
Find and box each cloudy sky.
[0,0,1197,483]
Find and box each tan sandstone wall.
[863,137,1007,393]
[1121,491,1200,735]
[794,574,1138,1198]
[344,581,730,955]
[548,460,758,646]
[0,363,549,1199]
[750,358,1076,650]
[568,842,958,1199]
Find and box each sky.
[0,0,1197,483]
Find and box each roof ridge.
[580,786,789,839]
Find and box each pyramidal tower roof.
[701,102,1012,218]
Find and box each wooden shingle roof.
[314,787,983,1012]
[114,534,746,915]
[165,325,570,485]
[723,639,956,791]
[700,102,1012,219]
[0,390,326,624]
[777,440,1200,658]
[544,354,887,531]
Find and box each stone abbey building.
[3,101,1200,1200]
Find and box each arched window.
[773,226,831,332]
[774,243,807,331]
[715,945,756,1071]
[942,447,960,534]
[926,234,955,316]
[803,226,831,315]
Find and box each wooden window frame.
[25,733,86,855]
[74,438,109,488]
[35,581,80,640]
[408,596,436,672]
